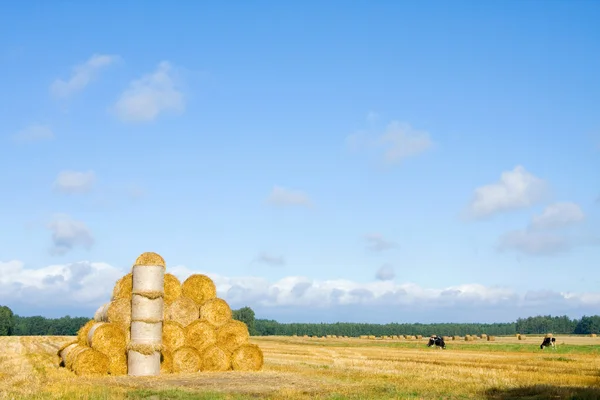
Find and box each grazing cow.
[540,337,556,349]
[427,335,446,349]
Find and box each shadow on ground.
[485,385,600,400]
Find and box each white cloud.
[3,261,600,323]
[53,170,95,194]
[267,186,312,207]
[114,61,184,122]
[12,124,54,143]
[466,166,547,219]
[376,264,395,281]
[497,230,570,256]
[530,202,585,230]
[50,54,118,98]
[255,252,286,266]
[47,214,94,256]
[378,121,433,164]
[365,233,397,252]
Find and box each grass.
[1,335,599,399]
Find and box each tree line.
[1,304,599,336]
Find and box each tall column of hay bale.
[128,252,166,376]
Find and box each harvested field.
[1,335,600,399]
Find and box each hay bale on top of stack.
[59,251,263,376]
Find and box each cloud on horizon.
[2,260,599,323]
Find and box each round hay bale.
[164,296,199,327]
[163,321,186,352]
[109,353,127,376]
[184,320,217,353]
[590,334,597,337]
[231,344,263,371]
[94,303,108,322]
[72,347,110,376]
[128,350,160,376]
[131,294,164,322]
[134,251,166,267]
[58,342,78,367]
[77,320,96,345]
[132,265,165,294]
[164,273,182,305]
[199,344,230,372]
[87,322,127,357]
[161,350,173,373]
[112,273,133,300]
[518,334,526,340]
[545,333,553,338]
[130,321,162,345]
[101,298,131,331]
[487,336,496,341]
[216,320,249,354]
[416,335,423,340]
[172,346,201,373]
[65,345,87,370]
[199,298,232,328]
[182,274,217,306]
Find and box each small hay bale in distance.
[199,298,232,328]
[87,322,127,358]
[199,344,230,372]
[164,273,182,305]
[590,334,597,337]
[160,350,173,373]
[182,274,217,306]
[487,336,496,341]
[112,273,133,300]
[545,333,553,338]
[72,347,110,376]
[77,320,96,345]
[231,343,263,371]
[172,346,201,373]
[184,320,217,353]
[480,334,488,339]
[164,296,199,327]
[216,320,249,354]
[163,321,186,352]
[518,334,526,340]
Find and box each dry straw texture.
[591,334,597,337]
[103,298,131,331]
[77,320,96,345]
[134,251,166,267]
[58,342,78,367]
[109,353,127,376]
[87,322,126,357]
[182,274,217,306]
[216,320,249,354]
[545,333,553,338]
[184,320,217,353]
[112,273,133,300]
[164,296,199,327]
[163,321,186,352]
[487,336,496,341]
[72,347,110,376]
[164,273,182,305]
[160,350,173,373]
[172,346,201,373]
[199,298,232,327]
[128,342,163,356]
[199,344,230,372]
[131,290,164,299]
[518,334,526,340]
[231,344,263,371]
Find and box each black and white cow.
[540,337,556,349]
[427,335,446,349]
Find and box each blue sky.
[1,1,599,324]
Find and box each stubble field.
[1,335,599,400]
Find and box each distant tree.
[0,305,15,336]
[574,316,600,334]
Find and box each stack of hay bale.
[58,252,263,376]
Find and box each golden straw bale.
[112,273,133,300]
[58,342,78,367]
[163,321,186,352]
[182,274,217,306]
[416,335,423,339]
[164,296,199,327]
[199,298,232,328]
[133,251,166,267]
[104,298,131,331]
[87,322,127,358]
[487,336,496,341]
[591,334,597,337]
[231,344,263,371]
[164,273,182,305]
[72,347,110,376]
[185,320,217,353]
[199,345,230,372]
[65,345,87,370]
[545,333,553,338]
[161,350,173,373]
[77,320,96,345]
[127,342,163,355]
[108,353,127,376]
[216,320,249,354]
[172,346,201,373]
